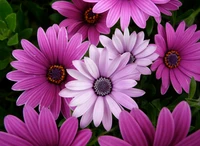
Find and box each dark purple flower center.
[164,50,181,69]
[93,77,112,96]
[128,53,136,64]
[47,65,66,84]
[84,7,99,24]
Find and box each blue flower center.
[84,7,99,24]
[164,50,181,69]
[93,77,112,96]
[47,65,66,84]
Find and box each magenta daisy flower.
[151,21,200,95]
[59,45,145,131]
[98,101,200,146]
[154,0,182,23]
[6,25,90,119]
[0,106,92,146]
[52,0,110,45]
[100,28,158,75]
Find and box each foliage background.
[0,0,200,145]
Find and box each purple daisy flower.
[0,106,92,146]
[6,25,90,119]
[151,21,200,95]
[52,0,110,45]
[59,45,145,131]
[100,28,158,75]
[98,101,200,146]
[83,0,181,29]
[154,0,182,23]
[83,0,159,29]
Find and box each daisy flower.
[151,21,200,95]
[100,28,158,75]
[59,45,145,131]
[0,106,92,146]
[154,0,182,23]
[52,0,110,45]
[98,101,200,146]
[6,25,90,119]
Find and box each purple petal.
[0,132,33,146]
[59,117,78,146]
[60,98,70,119]
[38,108,59,145]
[71,129,92,146]
[12,76,46,91]
[153,108,175,146]
[37,27,54,64]
[130,109,155,145]
[176,130,200,146]
[4,115,37,145]
[134,0,160,17]
[120,1,131,30]
[6,70,31,82]
[98,136,132,146]
[166,22,176,49]
[23,106,45,144]
[170,101,191,145]
[93,0,117,13]
[170,70,182,94]
[21,39,49,66]
[88,26,100,45]
[119,111,148,146]
[120,88,145,97]
[106,2,121,28]
[80,105,93,128]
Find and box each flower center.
[47,65,66,84]
[128,53,136,64]
[164,50,181,69]
[84,7,99,24]
[93,77,112,96]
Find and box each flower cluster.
[1,0,200,145]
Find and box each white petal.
[66,80,92,90]
[93,96,104,127]
[84,57,100,79]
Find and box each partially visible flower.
[151,21,200,95]
[52,0,110,45]
[98,101,200,146]
[59,45,145,131]
[154,0,182,23]
[83,0,181,29]
[83,0,160,29]
[100,28,158,75]
[6,25,90,119]
[0,106,92,146]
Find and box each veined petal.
[153,108,175,146]
[65,80,93,91]
[71,129,92,146]
[93,96,104,127]
[119,111,148,146]
[98,136,132,146]
[59,117,78,146]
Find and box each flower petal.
[98,136,132,146]
[93,96,104,127]
[71,129,92,146]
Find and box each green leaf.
[19,28,33,39]
[146,17,154,36]
[0,0,13,20]
[188,77,197,99]
[185,8,200,25]
[0,20,10,40]
[7,33,18,46]
[5,13,16,32]
[0,57,11,70]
